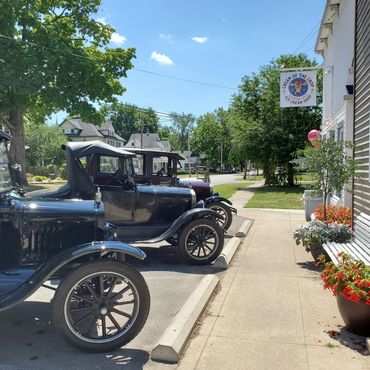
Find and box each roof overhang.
[315,0,341,55]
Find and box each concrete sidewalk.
[177,186,369,370]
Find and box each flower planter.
[309,242,331,262]
[336,294,370,336]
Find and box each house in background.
[315,0,356,206]
[60,117,125,147]
[125,132,171,151]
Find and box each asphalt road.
[0,216,246,370]
[181,172,259,186]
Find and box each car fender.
[140,208,223,243]
[204,196,237,214]
[0,241,146,312]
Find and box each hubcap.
[64,271,140,344]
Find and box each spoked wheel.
[178,219,224,265]
[206,202,232,230]
[52,260,150,352]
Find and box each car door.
[93,155,134,225]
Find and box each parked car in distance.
[26,142,225,265]
[0,130,150,352]
[123,148,236,230]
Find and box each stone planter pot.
[336,294,370,336]
[309,242,331,262]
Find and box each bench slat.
[323,212,370,266]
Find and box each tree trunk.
[243,160,248,180]
[287,162,294,187]
[8,106,28,186]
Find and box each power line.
[291,21,321,54]
[0,32,236,91]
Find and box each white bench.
[323,212,370,265]
[330,195,342,206]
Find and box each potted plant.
[293,221,352,261]
[301,138,357,221]
[318,253,370,336]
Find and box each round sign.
[288,78,309,97]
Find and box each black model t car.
[0,130,150,352]
[26,141,225,265]
[125,148,236,230]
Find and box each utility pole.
[187,133,191,176]
[220,141,223,173]
[140,119,144,148]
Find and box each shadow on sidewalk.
[296,261,322,273]
[325,326,369,356]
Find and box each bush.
[314,205,352,227]
[33,175,48,182]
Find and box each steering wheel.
[156,167,166,176]
[104,172,127,187]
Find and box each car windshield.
[0,142,12,194]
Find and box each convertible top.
[124,148,186,161]
[0,130,11,141]
[64,141,135,158]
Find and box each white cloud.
[192,36,208,44]
[96,17,107,25]
[111,32,127,45]
[159,33,172,40]
[150,51,173,65]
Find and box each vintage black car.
[0,130,150,352]
[125,148,236,230]
[26,141,225,265]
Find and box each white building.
[315,0,355,206]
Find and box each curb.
[235,219,253,237]
[151,274,219,363]
[366,338,370,353]
[212,237,241,269]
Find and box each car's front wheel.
[52,260,150,352]
[178,219,224,265]
[206,202,233,230]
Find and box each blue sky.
[54,0,326,123]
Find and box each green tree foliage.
[192,108,231,168]
[169,113,195,151]
[0,0,135,185]
[103,103,159,142]
[300,138,357,221]
[25,122,67,172]
[231,54,322,186]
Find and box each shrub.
[33,175,47,182]
[314,205,352,227]
[293,220,352,252]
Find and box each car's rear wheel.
[206,202,233,230]
[52,260,150,352]
[178,219,224,265]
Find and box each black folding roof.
[64,141,135,158]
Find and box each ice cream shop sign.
[280,69,317,108]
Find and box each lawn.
[214,182,251,199]
[245,186,305,209]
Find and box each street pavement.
[175,187,369,370]
[0,214,245,370]
[181,173,258,186]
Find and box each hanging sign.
[280,70,317,108]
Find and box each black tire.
[52,260,150,352]
[178,219,224,265]
[206,202,233,230]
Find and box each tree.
[25,122,67,170]
[0,0,135,185]
[231,54,322,186]
[301,138,357,221]
[103,103,159,142]
[169,113,195,151]
[191,108,231,168]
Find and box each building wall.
[321,0,355,144]
[353,0,370,216]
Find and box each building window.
[336,122,344,142]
